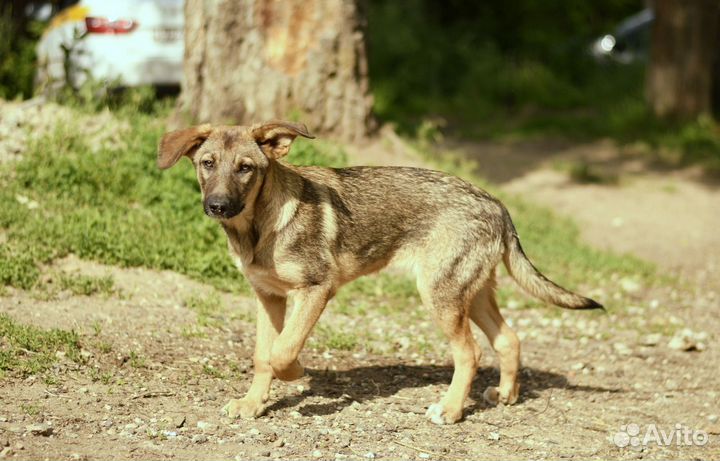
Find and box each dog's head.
[157,120,314,220]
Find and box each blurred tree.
[175,0,374,142]
[646,0,720,119]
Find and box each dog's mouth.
[204,203,245,220]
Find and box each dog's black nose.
[206,196,230,216]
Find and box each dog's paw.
[424,402,462,425]
[483,384,519,406]
[220,398,265,419]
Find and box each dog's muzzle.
[204,196,245,219]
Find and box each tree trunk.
[175,0,374,143]
[646,0,720,119]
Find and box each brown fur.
[157,120,603,424]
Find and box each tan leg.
[269,284,331,381]
[424,306,479,425]
[470,286,520,405]
[222,292,285,418]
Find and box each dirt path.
[2,255,719,460]
[1,133,719,460]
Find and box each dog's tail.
[502,213,603,310]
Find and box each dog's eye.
[202,159,214,169]
[238,164,253,174]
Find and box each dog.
[157,120,602,425]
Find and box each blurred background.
[1,0,719,168]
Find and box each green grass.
[0,313,82,378]
[59,273,115,296]
[314,325,360,351]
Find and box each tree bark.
[175,0,374,143]
[646,0,720,119]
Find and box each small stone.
[100,419,113,428]
[123,423,137,433]
[364,452,375,459]
[668,332,701,352]
[26,423,53,436]
[289,411,302,418]
[312,450,322,458]
[570,362,585,371]
[248,428,260,436]
[0,447,13,458]
[708,415,719,423]
[196,421,216,431]
[613,342,632,356]
[641,333,661,346]
[488,432,500,441]
[192,434,208,444]
[337,435,351,448]
[620,277,641,293]
[272,438,285,448]
[257,450,271,457]
[419,453,430,459]
[173,415,186,428]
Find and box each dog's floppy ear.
[157,124,213,169]
[251,120,315,159]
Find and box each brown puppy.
[158,120,602,425]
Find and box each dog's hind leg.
[222,292,286,419]
[418,273,483,425]
[469,277,521,406]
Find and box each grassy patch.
[128,351,146,369]
[313,325,360,352]
[184,293,224,328]
[0,313,82,378]
[59,273,115,296]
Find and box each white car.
[36,0,184,90]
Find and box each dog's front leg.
[269,284,332,381]
[222,292,286,419]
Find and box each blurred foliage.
[367,0,720,169]
[0,5,44,99]
[367,0,644,127]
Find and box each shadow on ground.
[265,364,621,418]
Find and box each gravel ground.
[0,255,718,460]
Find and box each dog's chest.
[227,237,305,296]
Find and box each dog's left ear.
[158,124,213,170]
[252,120,315,159]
